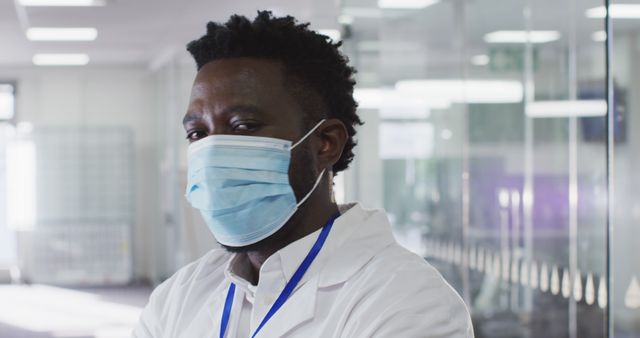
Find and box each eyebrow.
[182,112,202,125]
[182,104,266,125]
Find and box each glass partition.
[340,0,638,336]
[610,1,640,336]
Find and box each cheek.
[287,144,318,199]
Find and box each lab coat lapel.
[258,207,395,337]
[187,282,235,338]
[256,275,319,337]
[250,205,396,337]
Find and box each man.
[134,11,473,338]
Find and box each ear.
[315,118,348,172]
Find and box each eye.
[231,121,262,132]
[186,130,207,142]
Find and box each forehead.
[190,58,287,103]
[185,57,309,135]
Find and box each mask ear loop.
[296,169,326,207]
[291,119,327,150]
[291,119,328,207]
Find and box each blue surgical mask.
[185,120,326,247]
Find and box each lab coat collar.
[255,273,320,337]
[223,212,330,296]
[265,203,398,337]
[224,253,256,298]
[222,203,398,337]
[226,203,397,290]
[278,203,398,289]
[277,203,363,289]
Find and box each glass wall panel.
[610,0,640,336]
[339,0,624,336]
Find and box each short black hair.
[186,10,362,174]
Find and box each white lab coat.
[133,203,474,338]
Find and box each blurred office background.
[0,0,639,337]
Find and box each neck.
[243,198,339,285]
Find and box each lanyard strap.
[219,212,339,338]
[219,283,235,338]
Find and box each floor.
[0,284,152,338]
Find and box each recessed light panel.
[526,100,607,118]
[484,31,561,44]
[32,54,90,66]
[27,28,98,41]
[19,0,105,6]
[378,0,439,9]
[586,5,640,19]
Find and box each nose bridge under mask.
[290,119,326,150]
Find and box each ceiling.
[2,0,640,70]
[0,0,341,67]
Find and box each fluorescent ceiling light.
[354,88,450,110]
[27,28,98,41]
[592,30,607,42]
[318,29,341,42]
[33,53,90,66]
[586,4,640,19]
[395,79,524,104]
[484,30,561,44]
[471,54,490,66]
[378,0,439,9]
[18,0,105,6]
[526,100,607,118]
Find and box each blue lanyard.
[219,213,339,338]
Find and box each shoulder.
[377,244,458,290]
[132,249,232,337]
[169,248,231,286]
[347,244,474,337]
[153,248,231,303]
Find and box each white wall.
[0,66,158,282]
[0,57,242,284]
